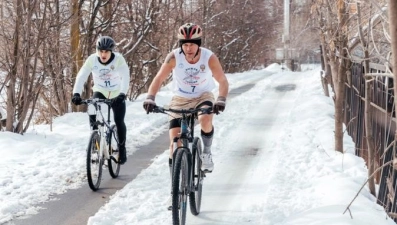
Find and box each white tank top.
[172,47,216,98]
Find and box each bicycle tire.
[108,124,120,178]
[172,148,189,225]
[86,131,103,191]
[189,137,203,215]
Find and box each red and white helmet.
[178,23,202,42]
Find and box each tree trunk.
[358,2,376,196]
[390,1,397,98]
[319,41,330,97]
[364,52,376,196]
[15,0,37,134]
[333,0,348,153]
[327,48,344,152]
[6,0,22,132]
[70,0,83,112]
[334,60,345,153]
[389,0,397,198]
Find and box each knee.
[199,115,212,124]
[200,117,212,129]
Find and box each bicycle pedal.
[202,169,212,174]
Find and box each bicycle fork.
[99,127,110,161]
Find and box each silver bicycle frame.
[96,103,111,161]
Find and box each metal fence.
[344,62,397,219]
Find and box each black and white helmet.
[96,36,115,51]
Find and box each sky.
[0,64,396,225]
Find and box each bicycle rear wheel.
[86,131,103,191]
[189,137,203,215]
[108,124,120,178]
[172,148,189,225]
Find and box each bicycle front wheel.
[172,148,189,225]
[86,131,103,191]
[108,124,120,178]
[189,137,203,215]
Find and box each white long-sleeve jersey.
[72,52,130,99]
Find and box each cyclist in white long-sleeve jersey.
[71,36,130,164]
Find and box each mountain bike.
[153,105,212,225]
[82,98,121,191]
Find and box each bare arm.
[147,52,176,97]
[209,54,229,98]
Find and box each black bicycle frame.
[171,112,198,193]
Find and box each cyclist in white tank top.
[143,23,229,209]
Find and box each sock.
[89,115,97,130]
[169,158,172,195]
[201,128,214,154]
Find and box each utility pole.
[283,0,293,70]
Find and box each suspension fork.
[186,150,193,192]
[102,102,113,160]
[96,125,105,160]
[103,129,110,160]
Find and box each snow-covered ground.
[1,64,395,225]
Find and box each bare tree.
[389,0,397,207]
[70,0,83,112]
[390,1,397,105]
[312,0,350,153]
[355,2,377,196]
[0,0,285,132]
[0,0,48,133]
[111,0,162,100]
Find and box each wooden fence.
[344,61,397,219]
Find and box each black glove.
[143,95,156,114]
[113,93,126,105]
[71,93,82,105]
[213,96,226,115]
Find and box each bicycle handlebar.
[81,98,113,105]
[152,105,213,115]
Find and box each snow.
[0,64,395,225]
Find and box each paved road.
[11,74,269,225]
[186,80,297,224]
[13,133,169,225]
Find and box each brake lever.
[153,106,165,114]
